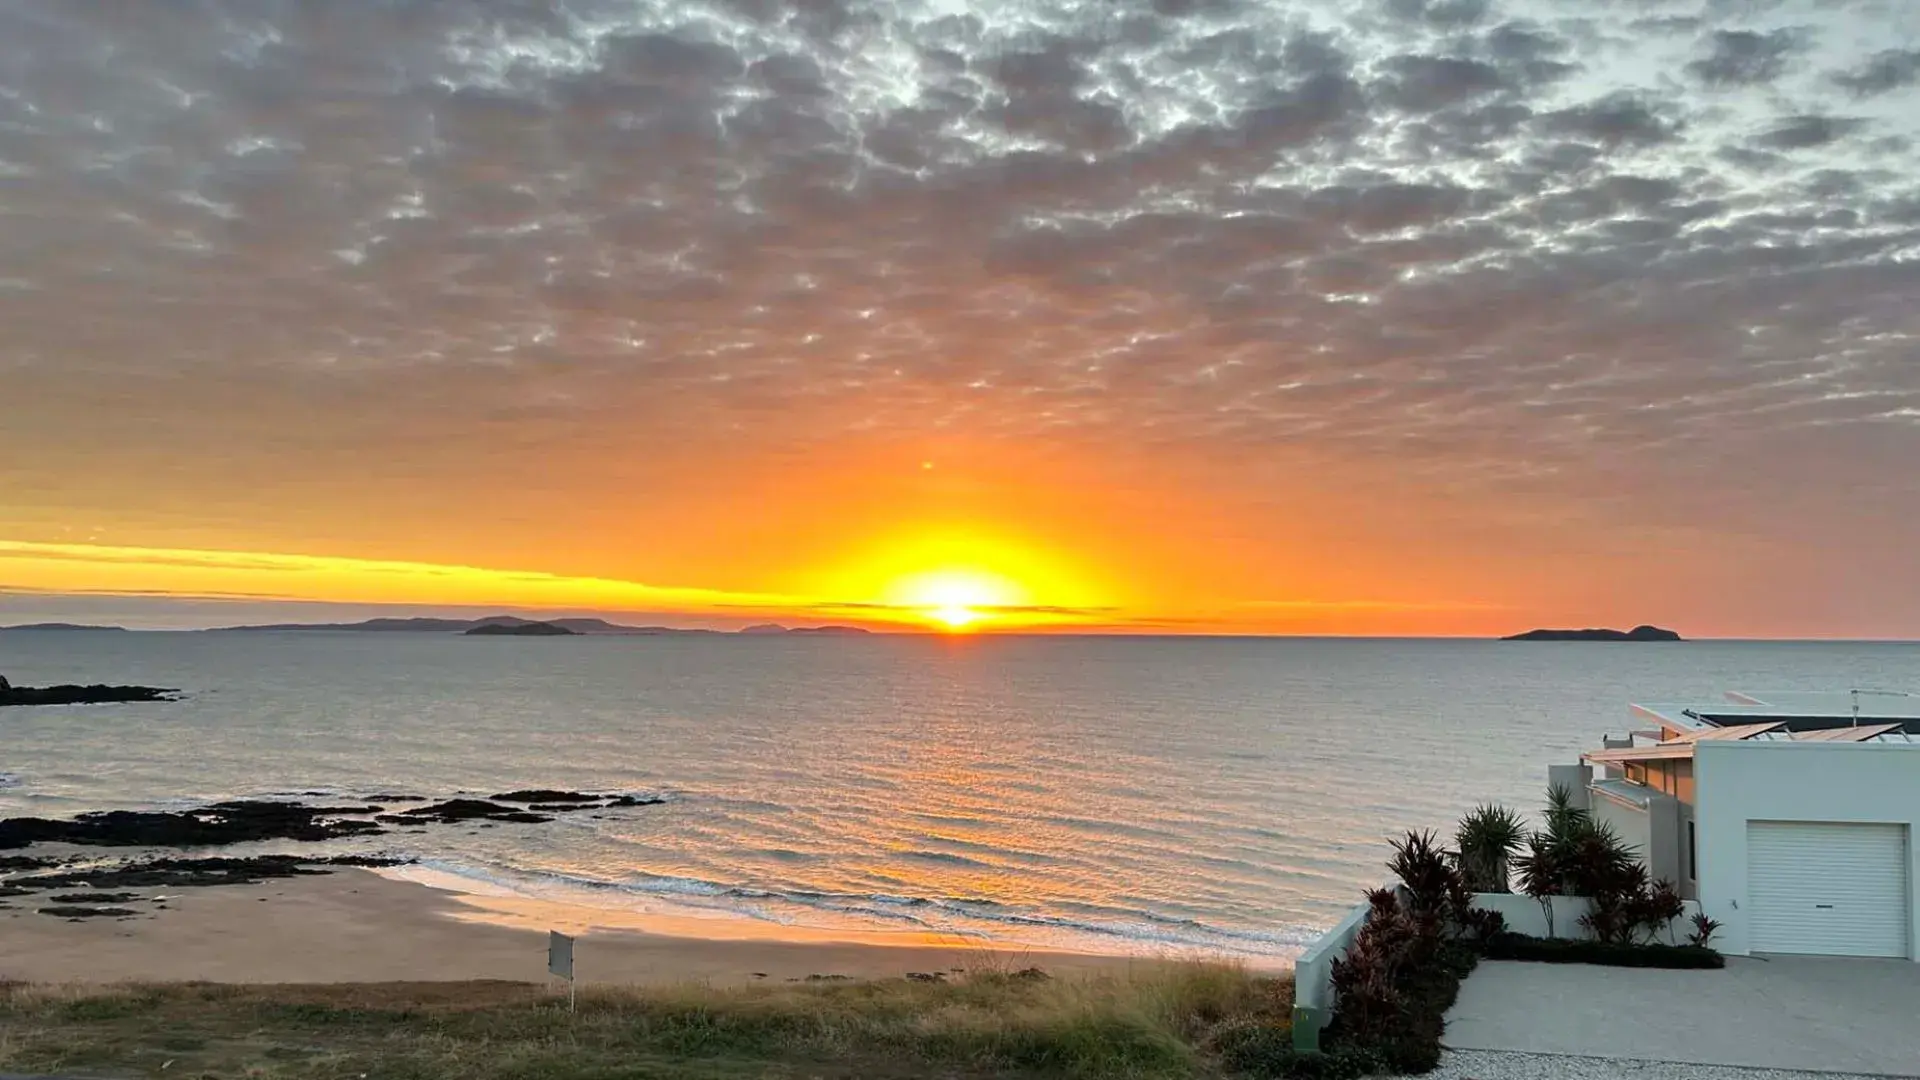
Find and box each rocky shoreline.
[0,789,666,921]
[0,681,180,706]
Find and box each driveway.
[1445,956,1920,1077]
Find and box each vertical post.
[548,930,576,1013]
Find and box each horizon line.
[3,620,1916,645]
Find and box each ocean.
[2,631,1914,962]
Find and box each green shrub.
[1454,804,1526,893]
[1481,932,1725,968]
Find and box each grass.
[0,963,1291,1080]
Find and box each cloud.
[1687,28,1806,86]
[0,541,804,613]
[1384,0,1492,28]
[1756,114,1867,150]
[1378,56,1509,112]
[0,0,1915,631]
[1831,48,1920,97]
[1536,92,1682,146]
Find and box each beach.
[0,866,1151,986]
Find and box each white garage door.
[1747,821,1910,958]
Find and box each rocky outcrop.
[376,799,553,825]
[0,790,666,853]
[0,801,385,850]
[0,682,180,706]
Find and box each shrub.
[1457,905,1507,944]
[1514,834,1565,937]
[1481,932,1725,969]
[1387,831,1455,922]
[1687,912,1723,949]
[1314,841,1481,1075]
[1454,804,1526,893]
[1327,895,1414,1046]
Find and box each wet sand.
[0,867,1161,985]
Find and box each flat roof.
[1585,722,1915,766]
[1631,690,1920,736]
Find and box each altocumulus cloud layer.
[0,0,1916,605]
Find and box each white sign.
[548,930,575,981]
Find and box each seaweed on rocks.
[14,855,334,891]
[0,684,179,707]
[377,799,551,825]
[491,789,601,804]
[0,801,385,850]
[492,790,666,811]
[318,854,409,868]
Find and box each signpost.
[548,930,575,1012]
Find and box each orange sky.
[4,424,1904,637]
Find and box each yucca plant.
[1454,803,1526,893]
[1543,782,1588,843]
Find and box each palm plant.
[1454,803,1526,893]
[1514,833,1565,937]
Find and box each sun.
[932,605,980,629]
[884,568,1026,632]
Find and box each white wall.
[1293,898,1371,1012]
[1471,892,1699,943]
[1592,788,1653,864]
[1694,742,1920,960]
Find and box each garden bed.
[1480,932,1724,968]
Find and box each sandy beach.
[0,867,1160,985]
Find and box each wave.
[409,859,1321,958]
[897,848,994,869]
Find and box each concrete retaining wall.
[1291,896,1373,1051]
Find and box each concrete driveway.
[1445,956,1920,1077]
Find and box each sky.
[0,0,1917,636]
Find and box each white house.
[1559,690,1920,960]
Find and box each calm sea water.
[2,631,1914,960]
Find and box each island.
[462,621,577,636]
[0,675,180,707]
[1502,625,1683,642]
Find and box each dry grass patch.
[0,963,1292,1079]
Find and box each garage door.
[1747,822,1910,958]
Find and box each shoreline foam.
[383,859,1311,967]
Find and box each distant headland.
[1502,625,1683,642]
[463,621,578,636]
[0,616,872,636]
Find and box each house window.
[1625,763,1646,784]
[1687,821,1696,881]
